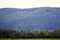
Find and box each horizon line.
[0,7,60,9]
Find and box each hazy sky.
[0,0,60,8]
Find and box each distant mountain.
[0,7,60,30]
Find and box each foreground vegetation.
[0,29,60,38]
[0,38,60,40]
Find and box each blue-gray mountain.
[0,7,60,30]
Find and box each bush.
[0,29,60,38]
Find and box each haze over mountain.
[0,7,60,30]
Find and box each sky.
[0,0,60,9]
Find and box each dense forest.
[0,29,60,38]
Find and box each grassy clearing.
[0,38,60,40]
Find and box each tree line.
[0,29,60,38]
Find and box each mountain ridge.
[0,7,60,30]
